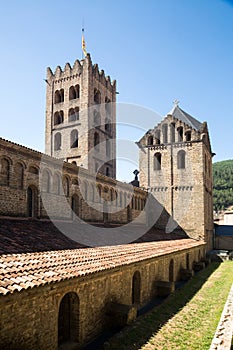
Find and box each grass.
[103,261,233,350]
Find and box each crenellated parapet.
[92,63,116,89]
[46,57,85,82]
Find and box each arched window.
[94,89,101,104]
[15,163,24,189]
[42,169,51,192]
[54,89,64,103]
[58,292,79,346]
[27,186,38,217]
[154,152,161,170]
[53,173,60,194]
[105,97,111,116]
[54,111,64,125]
[147,136,153,145]
[170,123,175,143]
[105,118,111,133]
[106,167,110,177]
[69,85,79,100]
[70,129,78,148]
[177,150,186,169]
[0,158,10,186]
[94,110,101,126]
[28,165,38,175]
[94,132,100,151]
[54,133,61,151]
[68,107,79,122]
[83,182,88,200]
[155,130,161,144]
[162,124,168,144]
[185,130,191,142]
[132,271,141,305]
[177,126,183,142]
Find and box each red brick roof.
[0,239,204,296]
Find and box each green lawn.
[104,261,233,350]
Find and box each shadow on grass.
[99,262,221,350]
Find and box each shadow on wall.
[100,262,221,350]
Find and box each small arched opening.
[58,292,79,347]
[27,186,38,217]
[132,271,141,305]
[177,150,186,169]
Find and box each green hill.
[213,159,233,211]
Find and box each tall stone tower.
[45,54,116,178]
[138,103,214,251]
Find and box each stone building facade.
[45,54,116,179]
[138,103,214,251]
[0,239,206,349]
[0,53,214,349]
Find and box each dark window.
[177,150,185,169]
[58,292,79,346]
[147,136,153,145]
[69,85,80,100]
[105,97,111,115]
[132,271,141,305]
[54,111,64,125]
[186,131,191,141]
[155,130,161,144]
[54,89,64,103]
[94,89,101,104]
[154,152,161,170]
[70,129,78,148]
[162,124,168,144]
[68,107,79,122]
[177,126,183,142]
[94,132,100,151]
[170,123,175,143]
[54,133,61,151]
[27,186,38,217]
[106,167,110,176]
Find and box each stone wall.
[0,138,146,224]
[0,244,206,349]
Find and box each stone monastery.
[0,53,214,349]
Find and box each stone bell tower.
[45,53,116,178]
[138,102,214,250]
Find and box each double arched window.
[69,85,80,100]
[54,111,64,125]
[54,89,64,103]
[68,107,79,122]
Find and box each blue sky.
[0,0,233,181]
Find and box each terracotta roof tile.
[0,239,205,295]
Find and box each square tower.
[138,104,214,250]
[45,54,116,178]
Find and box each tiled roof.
[0,218,186,255]
[167,105,202,131]
[0,218,86,254]
[0,239,204,295]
